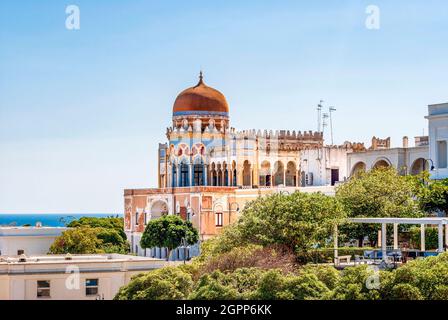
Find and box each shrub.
[114,267,193,300]
[198,244,297,276]
[329,265,381,300]
[189,270,240,300]
[389,284,423,300]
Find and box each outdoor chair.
[354,255,367,264]
[424,251,439,257]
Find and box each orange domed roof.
[173,72,229,117]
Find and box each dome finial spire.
[198,70,204,84]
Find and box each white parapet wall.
[0,253,166,300]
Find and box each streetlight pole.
[228,202,240,225]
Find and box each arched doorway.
[259,160,271,186]
[243,160,251,187]
[150,200,168,221]
[223,162,229,186]
[411,158,426,175]
[217,163,223,186]
[273,161,285,186]
[351,162,366,177]
[285,161,297,186]
[373,159,391,169]
[210,163,217,186]
[232,161,237,186]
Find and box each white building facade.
[0,226,67,256]
[427,103,448,180]
[0,254,166,300]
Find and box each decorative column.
[438,223,444,252]
[203,164,208,186]
[393,223,398,250]
[249,168,253,187]
[420,224,426,252]
[445,224,448,250]
[381,223,387,261]
[296,170,299,187]
[178,164,182,187]
[283,170,286,186]
[333,224,338,265]
[189,163,193,187]
[172,166,176,187]
[237,166,243,186]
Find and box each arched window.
[233,169,237,186]
[411,158,426,175]
[285,162,297,186]
[194,164,204,186]
[273,161,285,186]
[172,165,177,187]
[180,163,189,187]
[217,164,222,186]
[259,161,271,186]
[215,212,223,227]
[224,169,229,186]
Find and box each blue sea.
[0,213,123,227]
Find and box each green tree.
[412,174,448,215]
[409,226,439,250]
[68,216,126,240]
[213,192,345,259]
[140,215,199,261]
[114,267,193,300]
[336,167,422,246]
[49,216,129,254]
[49,227,104,254]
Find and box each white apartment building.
[0,226,67,256]
[426,102,448,180]
[0,254,166,300]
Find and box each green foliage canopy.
[140,215,199,260]
[49,216,129,254]
[114,267,193,300]
[211,192,345,257]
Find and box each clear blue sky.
[1,0,447,213]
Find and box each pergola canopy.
[348,217,448,225]
[334,217,448,264]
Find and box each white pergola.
[334,217,448,262]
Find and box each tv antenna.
[317,100,324,132]
[322,112,329,137]
[329,106,336,145]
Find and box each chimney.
[402,136,409,148]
